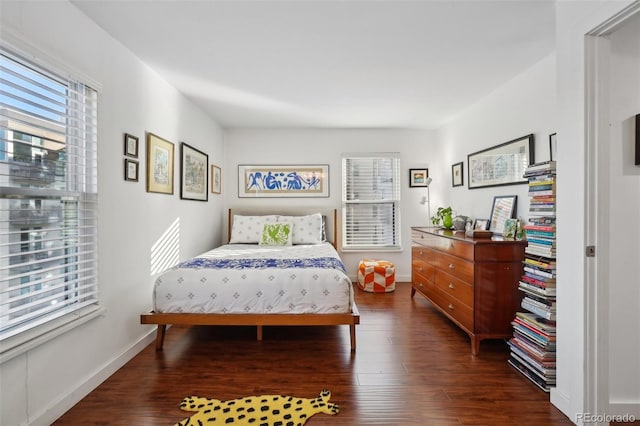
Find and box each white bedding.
[153,242,354,314]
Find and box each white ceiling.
[72,0,556,129]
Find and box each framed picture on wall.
[146,132,174,195]
[549,133,557,161]
[238,164,329,198]
[409,168,429,187]
[211,164,221,194]
[180,142,208,201]
[451,162,464,187]
[124,133,139,158]
[635,114,639,166]
[124,158,138,182]
[468,134,534,189]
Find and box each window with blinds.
[341,153,401,251]
[0,49,99,346]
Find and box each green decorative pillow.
[259,222,293,246]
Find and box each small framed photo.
[211,164,221,194]
[474,219,489,230]
[124,133,139,158]
[409,168,429,187]
[549,133,557,161]
[124,158,138,182]
[503,218,518,239]
[451,162,464,187]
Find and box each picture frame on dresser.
[474,218,489,230]
[489,195,517,235]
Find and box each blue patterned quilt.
[178,257,347,274]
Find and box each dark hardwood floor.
[55,282,574,425]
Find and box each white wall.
[606,8,640,413]
[554,1,637,423]
[0,2,224,425]
[436,53,557,222]
[223,128,437,280]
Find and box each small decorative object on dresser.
[410,227,526,355]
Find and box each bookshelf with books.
[509,160,557,392]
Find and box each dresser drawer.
[435,252,474,283]
[412,246,436,265]
[434,270,473,308]
[412,229,436,246]
[412,271,435,297]
[427,286,474,331]
[431,236,474,261]
[412,259,435,282]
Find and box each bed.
[140,207,360,351]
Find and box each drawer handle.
[419,283,424,287]
[448,303,455,310]
[448,283,454,289]
[419,250,423,255]
[418,266,423,272]
[448,263,455,269]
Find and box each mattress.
[153,242,354,314]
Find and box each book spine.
[521,300,555,320]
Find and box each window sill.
[341,247,403,253]
[0,305,106,364]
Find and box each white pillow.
[229,215,279,244]
[279,213,324,244]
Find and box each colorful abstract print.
[246,169,322,193]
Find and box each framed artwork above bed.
[238,164,329,198]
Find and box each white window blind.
[0,49,99,343]
[342,153,401,251]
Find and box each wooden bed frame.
[140,207,360,351]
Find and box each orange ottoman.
[357,259,396,293]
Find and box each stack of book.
[509,160,557,392]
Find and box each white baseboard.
[550,388,576,425]
[30,330,156,426]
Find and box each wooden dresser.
[411,227,526,355]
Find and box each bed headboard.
[227,207,339,247]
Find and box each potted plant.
[431,206,454,229]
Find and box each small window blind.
[342,153,401,251]
[0,49,99,342]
